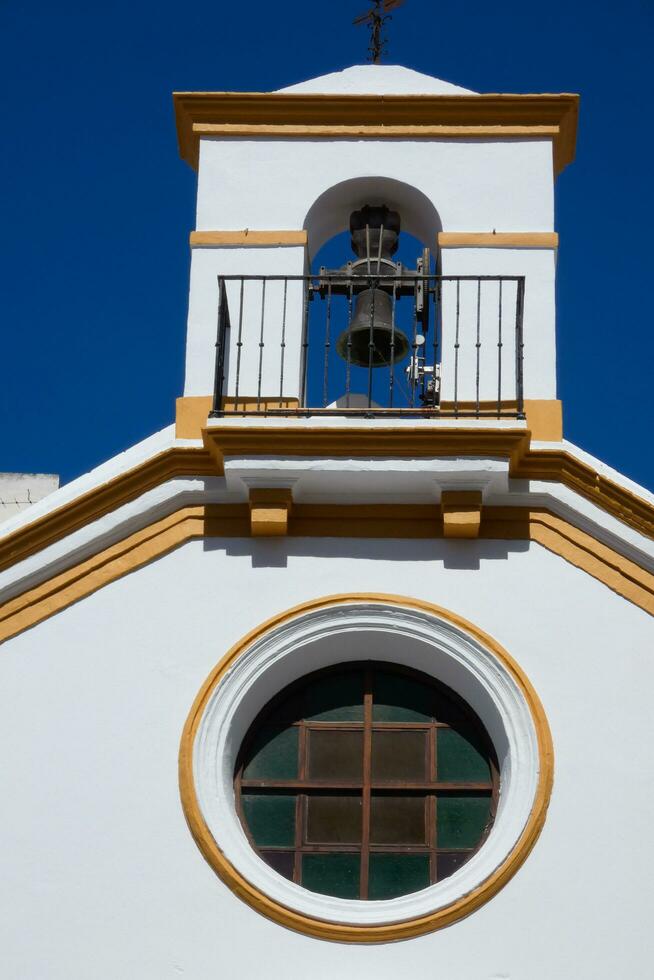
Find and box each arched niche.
[303,176,443,261]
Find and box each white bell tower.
[174,64,576,434]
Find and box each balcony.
[211,273,525,419]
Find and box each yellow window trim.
[178,592,554,942]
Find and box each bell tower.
[174,64,577,435]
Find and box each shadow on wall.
[202,536,530,570]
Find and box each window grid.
[235,663,498,900]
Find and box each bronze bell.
[336,288,410,367]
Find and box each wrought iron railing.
[211,274,525,418]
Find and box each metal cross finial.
[353,0,406,65]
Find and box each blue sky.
[0,0,652,489]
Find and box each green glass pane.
[368,853,430,900]
[243,726,298,780]
[372,670,434,722]
[306,794,362,844]
[302,853,361,899]
[305,671,364,721]
[371,730,427,781]
[437,796,491,849]
[437,728,491,782]
[241,793,296,847]
[308,730,363,780]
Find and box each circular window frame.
[179,594,553,943]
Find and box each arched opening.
[303,176,443,259]
[301,179,444,411]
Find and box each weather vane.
[353,0,406,65]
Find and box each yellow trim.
[173,91,579,174]
[441,491,482,538]
[1,504,651,645]
[202,425,531,472]
[175,396,213,438]
[204,399,562,443]
[249,488,293,536]
[0,447,214,576]
[193,122,559,139]
[1,432,652,587]
[178,593,554,942]
[202,425,654,538]
[222,396,301,414]
[189,230,308,247]
[427,402,563,441]
[438,232,559,249]
[523,399,563,441]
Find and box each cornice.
[173,91,579,174]
[0,503,651,645]
[0,447,214,576]
[203,425,654,541]
[1,429,653,612]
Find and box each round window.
[235,661,498,901]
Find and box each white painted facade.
[1,64,652,979]
[1,535,652,978]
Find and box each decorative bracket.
[441,491,483,538]
[249,488,294,536]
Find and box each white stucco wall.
[195,137,554,238]
[439,247,557,401]
[185,245,307,398]
[0,472,59,522]
[1,537,651,979]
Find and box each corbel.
[441,491,483,539]
[249,488,294,537]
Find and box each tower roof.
[276,64,476,96]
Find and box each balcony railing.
[211,273,525,418]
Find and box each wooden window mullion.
[428,720,437,883]
[359,669,373,899]
[294,720,307,884]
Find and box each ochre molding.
[0,447,214,577]
[1,430,652,589]
[193,122,559,140]
[0,503,652,645]
[523,400,563,441]
[249,488,293,536]
[222,396,301,414]
[438,232,559,248]
[202,425,532,473]
[203,425,653,538]
[173,91,579,174]
[441,491,483,538]
[189,230,308,247]
[175,396,213,438]
[178,592,554,942]
[431,402,563,441]
[216,400,562,443]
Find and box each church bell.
[336,288,410,366]
[334,204,411,368]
